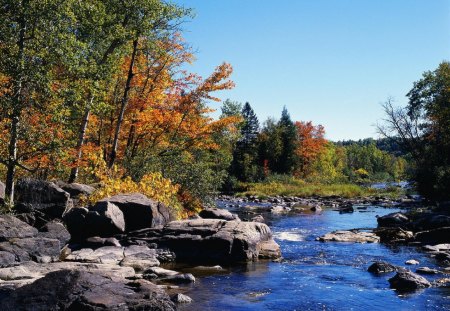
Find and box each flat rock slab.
[0,269,175,311]
[318,230,380,243]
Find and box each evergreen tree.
[276,106,298,174]
[230,102,261,181]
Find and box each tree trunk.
[108,39,138,168]
[68,104,92,183]
[5,1,27,205]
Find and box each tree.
[0,0,79,204]
[295,121,326,177]
[230,102,261,181]
[276,106,298,174]
[379,62,450,199]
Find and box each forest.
[1,0,449,220]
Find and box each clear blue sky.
[172,0,450,141]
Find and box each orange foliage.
[295,121,327,177]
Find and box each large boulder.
[0,215,38,241]
[199,208,240,221]
[126,219,281,264]
[377,212,409,228]
[56,182,95,198]
[412,214,450,231]
[0,269,176,311]
[14,179,73,220]
[38,221,71,246]
[389,270,431,291]
[99,193,172,231]
[374,227,414,243]
[0,237,61,263]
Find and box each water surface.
[178,205,450,310]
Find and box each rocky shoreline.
[0,180,281,310]
[0,179,449,309]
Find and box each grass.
[236,179,404,199]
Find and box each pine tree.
[230,102,261,181]
[276,106,298,174]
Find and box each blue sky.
[173,0,450,141]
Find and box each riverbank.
[234,179,408,199]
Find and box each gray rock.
[251,215,265,223]
[0,215,38,241]
[85,236,121,248]
[57,182,95,198]
[0,269,175,310]
[310,205,322,212]
[377,212,409,227]
[413,214,450,231]
[405,259,420,265]
[88,201,126,236]
[0,237,61,263]
[318,230,380,243]
[65,246,125,265]
[374,227,414,244]
[14,179,73,220]
[416,267,441,275]
[271,205,291,214]
[368,261,399,274]
[199,208,240,221]
[171,293,193,303]
[38,221,71,246]
[99,193,172,231]
[0,251,17,268]
[141,219,281,263]
[389,270,431,291]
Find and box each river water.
[178,203,450,311]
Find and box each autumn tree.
[0,0,81,203]
[295,121,326,177]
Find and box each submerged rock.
[318,230,380,243]
[389,270,431,291]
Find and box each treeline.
[221,101,409,188]
[0,0,239,214]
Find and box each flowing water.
[178,203,450,311]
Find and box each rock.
[62,207,89,240]
[318,230,380,243]
[251,215,265,223]
[161,273,195,284]
[377,212,409,227]
[99,193,172,231]
[0,269,175,310]
[65,246,125,265]
[0,251,16,268]
[0,237,61,263]
[270,205,291,214]
[0,215,38,241]
[88,201,126,236]
[310,205,322,212]
[416,227,450,244]
[0,181,5,205]
[339,205,354,213]
[367,261,398,274]
[389,270,431,291]
[120,245,160,272]
[199,208,240,221]
[146,267,179,278]
[56,182,95,198]
[258,239,282,259]
[416,267,440,275]
[374,227,414,243]
[413,214,450,231]
[14,179,73,220]
[405,259,420,265]
[147,219,280,263]
[84,236,121,248]
[38,221,71,246]
[433,278,450,287]
[171,293,193,303]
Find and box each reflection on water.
[178,205,450,311]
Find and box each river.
[175,202,450,310]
